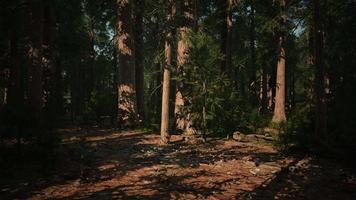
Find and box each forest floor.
[1,127,356,200]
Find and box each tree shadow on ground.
[239,156,356,200]
[1,128,355,199]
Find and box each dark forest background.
[0,0,356,160]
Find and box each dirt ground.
[1,128,356,200]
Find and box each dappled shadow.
[1,128,355,199]
[240,156,356,200]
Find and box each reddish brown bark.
[175,0,197,136]
[272,0,287,124]
[117,0,138,126]
[160,0,176,144]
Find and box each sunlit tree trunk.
[134,0,145,122]
[160,0,176,144]
[175,0,196,136]
[272,0,287,124]
[272,36,286,123]
[117,0,137,126]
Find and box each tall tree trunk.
[117,0,137,126]
[249,0,257,104]
[272,36,286,123]
[312,0,327,143]
[160,0,176,144]
[27,1,44,128]
[175,0,197,137]
[134,0,145,122]
[272,0,287,124]
[288,63,295,110]
[260,63,268,114]
[220,0,233,74]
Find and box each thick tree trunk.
[312,0,327,142]
[272,35,287,123]
[160,0,176,144]
[174,26,187,132]
[117,0,137,126]
[175,0,197,137]
[27,1,44,128]
[134,0,145,122]
[272,0,287,124]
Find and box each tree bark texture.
[117,0,137,126]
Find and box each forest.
[0,0,356,199]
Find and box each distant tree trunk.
[268,68,276,110]
[288,64,295,110]
[160,0,176,144]
[220,0,233,74]
[27,1,44,128]
[2,88,7,106]
[272,0,287,124]
[175,0,197,136]
[249,0,257,104]
[312,0,327,142]
[117,0,137,126]
[134,0,145,122]
[260,63,268,114]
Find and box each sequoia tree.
[272,0,287,123]
[117,0,137,125]
[175,0,197,136]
